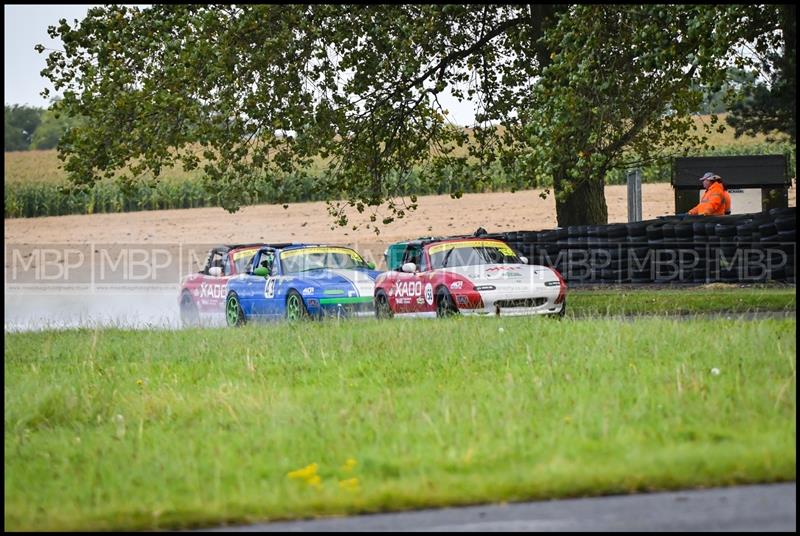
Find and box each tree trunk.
[554,174,608,227]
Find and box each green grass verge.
[567,286,797,317]
[4,315,795,530]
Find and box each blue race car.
[224,244,382,325]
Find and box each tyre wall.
[489,207,796,284]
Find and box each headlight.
[473,285,496,291]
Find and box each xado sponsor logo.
[393,280,422,297]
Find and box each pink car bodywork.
[178,244,263,318]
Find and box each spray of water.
[3,287,201,332]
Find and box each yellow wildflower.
[341,458,357,472]
[307,475,322,489]
[339,477,360,491]
[287,462,319,480]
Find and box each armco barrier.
[500,208,795,284]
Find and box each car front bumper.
[313,296,375,318]
[460,289,564,316]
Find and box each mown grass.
[567,286,797,317]
[4,315,796,531]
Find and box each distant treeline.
[4,104,80,151]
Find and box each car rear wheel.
[436,289,458,318]
[285,290,309,321]
[375,290,393,319]
[226,291,246,327]
[180,291,200,327]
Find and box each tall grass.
[4,316,796,530]
[3,173,332,218]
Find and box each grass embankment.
[567,286,797,317]
[4,315,796,530]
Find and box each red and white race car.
[178,243,289,325]
[374,237,567,318]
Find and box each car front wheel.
[226,291,246,327]
[375,290,394,319]
[436,289,458,318]
[180,291,200,327]
[285,290,309,321]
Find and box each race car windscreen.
[429,241,521,269]
[232,248,259,274]
[280,247,369,273]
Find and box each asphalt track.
[204,482,796,532]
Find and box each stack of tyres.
[715,223,739,281]
[543,232,561,268]
[514,242,535,261]
[527,230,551,269]
[704,222,721,282]
[645,222,665,283]
[505,231,538,266]
[654,222,677,283]
[692,221,710,283]
[568,225,587,238]
[497,208,792,285]
[603,224,629,283]
[756,221,785,281]
[724,220,743,281]
[735,220,764,282]
[586,225,609,283]
[673,221,695,282]
[565,235,591,282]
[554,233,570,276]
[627,221,651,283]
[773,209,796,283]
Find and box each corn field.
[4,143,794,219]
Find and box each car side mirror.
[367,261,376,270]
[519,256,528,264]
[401,262,417,273]
[253,266,269,277]
[208,266,223,276]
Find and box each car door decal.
[424,282,434,305]
[265,277,276,298]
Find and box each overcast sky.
[4,4,100,108]
[4,4,477,125]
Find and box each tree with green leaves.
[38,5,790,228]
[517,5,793,225]
[725,4,795,143]
[30,104,83,150]
[4,104,42,151]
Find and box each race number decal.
[264,277,276,298]
[424,283,434,306]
